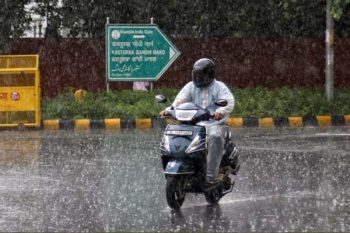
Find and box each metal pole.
[38,20,42,38]
[326,0,334,101]
[106,17,110,92]
[150,17,154,91]
[33,21,37,38]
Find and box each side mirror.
[155,95,167,103]
[215,99,228,107]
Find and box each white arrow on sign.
[169,47,175,59]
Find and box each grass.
[41,87,350,120]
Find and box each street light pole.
[326,0,334,101]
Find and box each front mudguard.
[164,159,195,175]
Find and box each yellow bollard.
[344,115,350,126]
[288,117,303,127]
[75,119,90,130]
[104,118,121,129]
[227,117,243,127]
[43,119,60,130]
[136,118,152,129]
[316,115,331,127]
[258,117,274,128]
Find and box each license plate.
[166,130,193,136]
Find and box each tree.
[21,1,350,39]
[59,0,148,38]
[0,0,31,53]
[331,0,350,19]
[32,0,62,39]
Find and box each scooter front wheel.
[166,176,186,209]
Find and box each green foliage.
[41,88,177,119]
[51,0,350,38]
[0,0,31,53]
[232,87,350,117]
[42,87,350,120]
[5,1,350,42]
[65,0,325,38]
[33,0,62,39]
[332,0,350,20]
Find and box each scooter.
[156,95,239,209]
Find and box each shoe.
[232,164,240,175]
[204,179,222,191]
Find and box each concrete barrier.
[41,115,350,130]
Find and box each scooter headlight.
[185,134,206,154]
[175,110,197,121]
[160,135,171,152]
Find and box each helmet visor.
[193,70,209,87]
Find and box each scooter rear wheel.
[166,176,186,209]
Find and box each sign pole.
[150,17,154,91]
[106,17,110,92]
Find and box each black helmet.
[192,58,215,88]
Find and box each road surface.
[0,127,349,232]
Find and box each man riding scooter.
[160,58,238,187]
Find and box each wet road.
[0,127,349,232]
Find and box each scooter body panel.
[160,124,206,173]
[164,159,196,175]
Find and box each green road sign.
[106,24,180,81]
